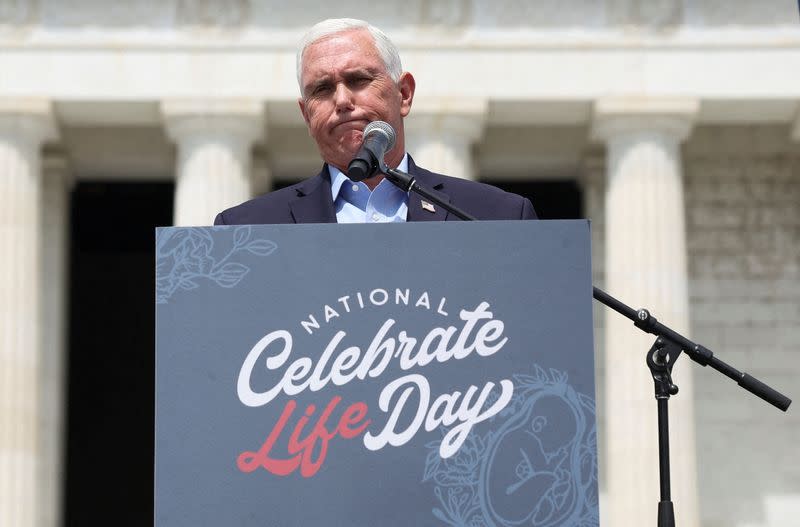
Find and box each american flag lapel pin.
[421,200,436,213]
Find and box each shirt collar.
[329,153,409,202]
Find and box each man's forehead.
[301,31,386,86]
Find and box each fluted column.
[0,99,58,527]
[39,151,72,527]
[251,149,274,197]
[792,109,800,143]
[162,100,265,226]
[404,98,487,180]
[591,98,700,527]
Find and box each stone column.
[162,100,265,226]
[0,99,58,527]
[792,109,800,143]
[404,98,487,180]
[251,148,273,197]
[39,151,72,527]
[591,98,700,527]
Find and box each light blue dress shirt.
[329,154,410,223]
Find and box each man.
[214,18,536,225]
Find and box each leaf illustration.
[234,226,252,247]
[215,263,249,287]
[423,449,442,482]
[190,227,214,247]
[191,242,210,259]
[512,374,538,386]
[578,393,596,413]
[174,238,193,261]
[179,278,199,290]
[431,508,449,524]
[550,368,568,384]
[156,229,188,257]
[246,239,277,256]
[155,256,174,279]
[533,364,549,382]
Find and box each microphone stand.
[378,162,793,527]
[591,288,791,527]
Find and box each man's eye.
[349,76,371,87]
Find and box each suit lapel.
[288,166,337,223]
[406,157,450,222]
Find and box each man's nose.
[333,83,355,112]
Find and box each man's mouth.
[332,119,369,133]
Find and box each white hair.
[296,18,402,93]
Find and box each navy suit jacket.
[214,157,537,225]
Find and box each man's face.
[298,29,414,172]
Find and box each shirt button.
[352,184,359,192]
[372,213,380,221]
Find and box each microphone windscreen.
[363,121,396,151]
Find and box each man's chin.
[318,135,367,170]
[340,137,364,158]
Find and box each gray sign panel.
[156,221,598,526]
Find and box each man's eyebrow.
[303,75,332,94]
[342,66,381,77]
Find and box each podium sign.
[155,221,599,526]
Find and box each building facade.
[0,1,798,526]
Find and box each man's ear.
[298,98,311,127]
[398,72,415,118]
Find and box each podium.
[155,221,599,526]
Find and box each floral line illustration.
[156,226,277,304]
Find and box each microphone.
[347,121,396,181]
